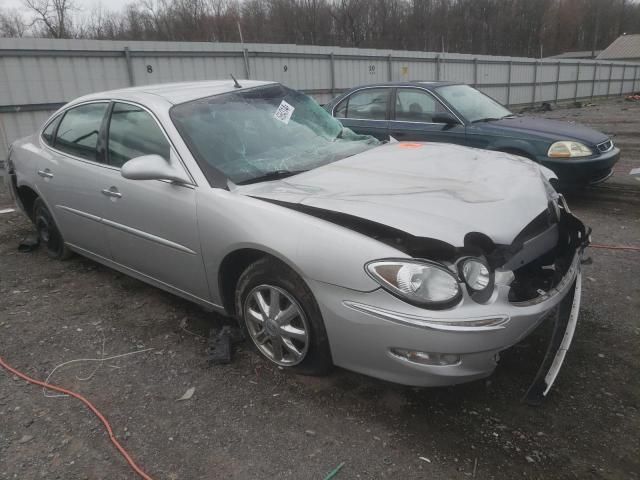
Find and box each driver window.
[107,102,171,168]
[54,103,109,162]
[395,89,447,123]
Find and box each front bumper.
[537,147,620,185]
[309,251,582,388]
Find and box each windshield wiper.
[237,169,307,185]
[472,114,515,123]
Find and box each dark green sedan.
[324,82,620,187]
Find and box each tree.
[23,0,76,38]
[0,8,28,37]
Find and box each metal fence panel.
[1,38,638,161]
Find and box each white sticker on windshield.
[274,100,295,124]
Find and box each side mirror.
[121,154,191,184]
[432,112,460,125]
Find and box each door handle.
[37,169,54,179]
[101,188,122,199]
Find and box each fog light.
[390,348,461,366]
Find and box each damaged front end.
[260,191,590,402]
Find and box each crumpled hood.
[482,116,609,145]
[236,142,553,247]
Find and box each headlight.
[458,257,494,303]
[366,260,461,308]
[547,141,592,158]
[461,259,490,291]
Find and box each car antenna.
[230,74,242,89]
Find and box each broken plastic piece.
[18,234,39,253]
[207,325,244,365]
[524,274,580,406]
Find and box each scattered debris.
[178,317,206,339]
[525,455,535,463]
[207,324,244,365]
[625,93,640,101]
[18,234,39,253]
[18,435,34,444]
[323,462,345,480]
[177,387,196,401]
[0,207,15,214]
[419,456,431,463]
[305,429,316,436]
[43,346,154,399]
[207,326,232,364]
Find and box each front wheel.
[235,257,332,375]
[33,198,72,260]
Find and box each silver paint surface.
[6,81,579,387]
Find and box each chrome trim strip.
[57,205,102,223]
[57,205,196,255]
[101,218,197,255]
[343,301,510,332]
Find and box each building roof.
[547,50,600,59]
[597,34,640,61]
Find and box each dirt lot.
[1,98,639,480]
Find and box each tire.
[33,198,72,260]
[235,257,332,375]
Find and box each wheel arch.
[16,185,40,221]
[218,247,305,317]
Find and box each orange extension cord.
[0,355,154,480]
[590,243,640,252]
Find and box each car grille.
[596,139,613,153]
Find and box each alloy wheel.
[243,285,310,366]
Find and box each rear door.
[332,87,391,141]
[388,87,466,145]
[100,101,210,301]
[36,102,113,258]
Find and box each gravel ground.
[1,98,639,480]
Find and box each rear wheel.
[235,257,332,375]
[33,198,72,260]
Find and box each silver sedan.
[5,80,589,401]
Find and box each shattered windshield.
[170,84,380,185]
[436,84,512,123]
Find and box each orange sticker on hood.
[398,143,423,149]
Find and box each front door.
[388,88,467,144]
[100,102,210,301]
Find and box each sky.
[2,0,133,15]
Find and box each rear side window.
[41,117,58,146]
[335,88,390,120]
[107,102,170,168]
[55,103,108,162]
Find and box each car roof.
[345,81,459,90]
[68,80,277,108]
